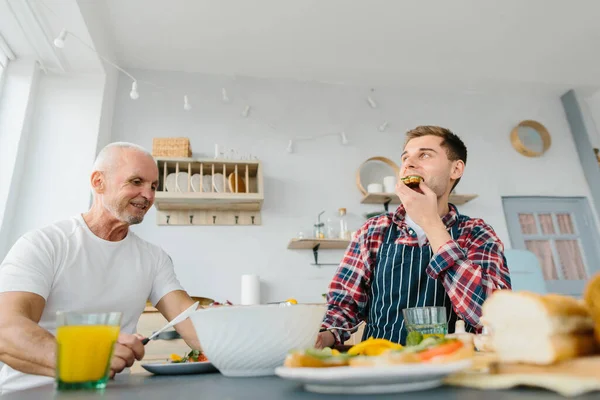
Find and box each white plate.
[190,174,201,192]
[212,173,226,193]
[141,361,218,376]
[202,175,213,192]
[274,359,472,395]
[165,173,177,192]
[176,172,190,192]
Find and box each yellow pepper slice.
[347,337,403,356]
[170,354,183,362]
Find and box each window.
[503,197,600,296]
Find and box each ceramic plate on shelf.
[175,172,190,192]
[141,361,217,376]
[228,172,246,193]
[165,173,177,192]
[202,175,213,193]
[190,174,201,192]
[275,359,471,395]
[212,173,226,193]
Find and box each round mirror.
[356,156,400,195]
[510,120,551,157]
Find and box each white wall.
[109,70,596,304]
[6,73,106,247]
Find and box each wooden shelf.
[153,157,264,225]
[154,192,263,211]
[361,193,478,206]
[287,238,350,250]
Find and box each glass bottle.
[338,208,350,240]
[313,211,325,239]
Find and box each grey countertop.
[4,373,600,400]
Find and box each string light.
[222,88,230,103]
[53,29,67,48]
[367,96,377,109]
[242,105,251,118]
[340,132,348,145]
[42,1,388,155]
[130,81,139,100]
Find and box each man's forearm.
[175,320,201,351]
[0,316,56,376]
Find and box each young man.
[0,143,199,393]
[317,126,511,347]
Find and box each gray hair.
[93,142,153,172]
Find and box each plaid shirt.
[321,204,511,343]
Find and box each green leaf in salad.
[406,331,424,346]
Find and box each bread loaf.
[584,272,600,343]
[482,290,596,364]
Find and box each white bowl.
[189,304,326,377]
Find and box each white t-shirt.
[0,215,184,393]
[405,215,428,247]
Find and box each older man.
[0,142,199,393]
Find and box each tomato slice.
[418,340,463,361]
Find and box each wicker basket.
[152,138,192,157]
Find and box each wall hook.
[212,215,217,224]
[166,215,170,224]
[189,215,194,224]
[235,216,239,224]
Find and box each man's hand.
[109,333,145,378]
[315,331,335,349]
[395,180,439,229]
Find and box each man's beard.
[102,198,145,225]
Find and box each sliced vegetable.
[418,340,463,361]
[347,337,403,356]
[406,331,424,346]
[304,347,345,360]
[170,349,208,363]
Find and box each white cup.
[383,176,396,193]
[367,183,383,193]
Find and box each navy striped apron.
[363,220,461,345]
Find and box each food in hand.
[284,347,352,368]
[169,349,208,363]
[482,290,597,365]
[400,175,423,189]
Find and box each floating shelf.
[287,239,350,267]
[154,157,264,225]
[361,193,478,211]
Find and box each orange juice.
[56,325,120,384]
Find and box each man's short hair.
[405,126,467,190]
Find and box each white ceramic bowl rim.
[194,303,327,314]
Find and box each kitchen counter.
[4,373,600,399]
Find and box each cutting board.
[445,353,600,397]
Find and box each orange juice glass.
[55,311,121,390]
